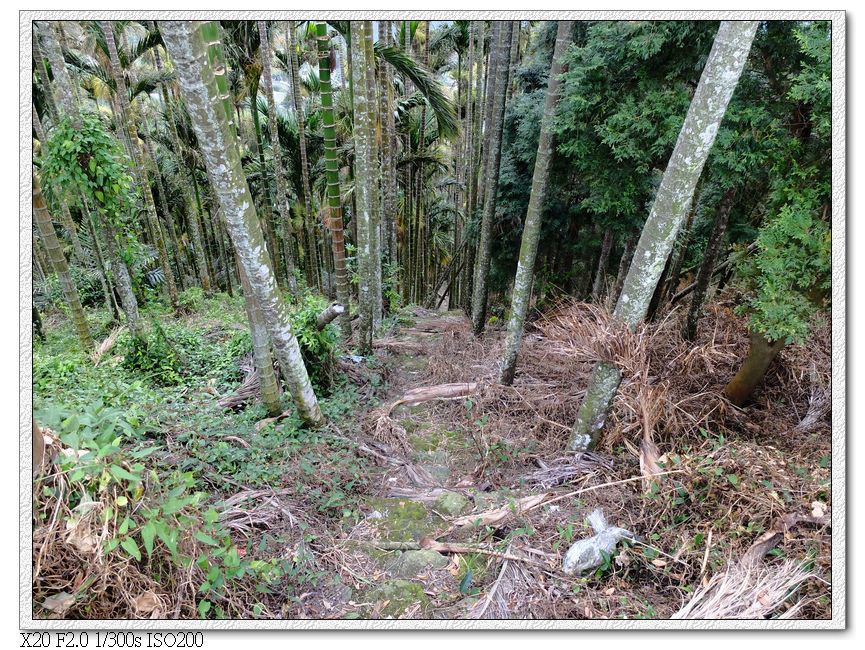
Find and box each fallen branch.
[389,382,478,411]
[316,303,345,330]
[447,493,549,528]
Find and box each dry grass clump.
[672,559,818,619]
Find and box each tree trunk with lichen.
[236,253,282,417]
[472,21,512,336]
[33,172,92,352]
[163,20,324,426]
[351,20,382,352]
[567,21,758,452]
[499,21,572,386]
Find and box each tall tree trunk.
[33,26,59,121]
[591,230,614,303]
[351,20,382,352]
[568,21,758,452]
[684,186,736,341]
[258,21,299,298]
[378,20,398,268]
[33,171,92,351]
[316,21,352,342]
[36,22,78,121]
[236,254,282,416]
[286,21,318,293]
[471,21,512,335]
[661,187,700,305]
[99,214,144,338]
[102,21,180,313]
[462,22,486,312]
[84,204,122,320]
[164,20,324,426]
[499,21,572,385]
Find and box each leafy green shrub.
[121,330,183,386]
[734,192,830,344]
[34,401,296,619]
[33,349,82,394]
[291,293,337,392]
[178,287,206,312]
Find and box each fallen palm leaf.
[91,326,124,366]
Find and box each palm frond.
[375,42,458,140]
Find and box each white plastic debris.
[562,509,636,576]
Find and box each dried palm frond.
[672,559,817,619]
[91,326,124,366]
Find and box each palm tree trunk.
[84,204,122,320]
[163,20,324,426]
[248,77,286,289]
[236,252,282,416]
[351,20,382,351]
[471,21,512,335]
[286,21,320,294]
[102,21,180,313]
[258,21,299,298]
[316,22,352,342]
[139,101,187,290]
[568,21,758,452]
[33,171,92,351]
[36,22,78,121]
[33,26,59,121]
[499,20,571,385]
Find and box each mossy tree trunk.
[316,21,352,342]
[568,21,758,452]
[499,20,572,385]
[163,20,324,426]
[33,171,93,352]
[471,21,512,336]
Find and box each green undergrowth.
[32,292,388,619]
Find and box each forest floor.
[31,289,832,621]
